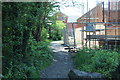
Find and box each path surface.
[40,41,74,78]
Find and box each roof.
[67,16,79,23]
[54,11,68,17]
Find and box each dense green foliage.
[73,49,120,77]
[2,2,62,78]
[50,20,65,40]
[48,15,65,40]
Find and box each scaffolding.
[82,1,120,50]
[82,22,120,50]
[62,0,120,51]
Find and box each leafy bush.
[24,36,53,78]
[73,49,120,77]
[3,36,53,78]
[2,2,59,79]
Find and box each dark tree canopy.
[2,2,63,78]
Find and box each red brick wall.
[77,3,103,28]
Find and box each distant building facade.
[76,1,120,48]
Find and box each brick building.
[76,1,120,48]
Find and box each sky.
[58,0,115,22]
[58,0,104,22]
[59,0,107,17]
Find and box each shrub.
[74,49,120,77]
[3,36,53,78]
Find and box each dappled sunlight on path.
[40,41,74,78]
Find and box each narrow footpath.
[40,41,74,78]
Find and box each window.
[62,17,65,20]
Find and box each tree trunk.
[36,26,42,42]
[48,27,52,39]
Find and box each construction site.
[62,0,120,51]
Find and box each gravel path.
[40,41,74,78]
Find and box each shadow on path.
[40,41,74,78]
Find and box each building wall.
[107,1,120,37]
[55,12,68,23]
[77,1,120,26]
[77,2,103,24]
[76,2,120,48]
